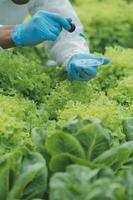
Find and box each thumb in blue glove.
[67,54,109,81]
[11,10,72,47]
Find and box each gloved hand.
[67,54,109,81]
[11,11,72,47]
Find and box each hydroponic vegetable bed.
[0,0,133,199]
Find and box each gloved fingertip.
[66,18,74,32]
[103,57,110,65]
[59,17,71,31]
[66,17,72,23]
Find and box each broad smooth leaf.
[45,132,85,159]
[31,127,47,155]
[122,167,133,200]
[86,177,125,200]
[50,164,99,200]
[94,142,133,170]
[123,118,133,141]
[0,156,9,200]
[76,120,111,160]
[49,153,90,172]
[7,152,48,200]
[62,117,92,135]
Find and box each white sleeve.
[28,0,90,67]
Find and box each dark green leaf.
[7,153,48,200]
[94,142,133,170]
[49,153,90,172]
[0,156,9,200]
[31,127,47,154]
[76,121,111,160]
[45,132,85,159]
[123,118,133,141]
[50,164,99,200]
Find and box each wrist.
[62,53,83,68]
[64,53,89,68]
[11,24,25,47]
[0,25,15,49]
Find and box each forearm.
[0,25,15,49]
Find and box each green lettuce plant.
[50,164,126,200]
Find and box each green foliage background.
[75,0,133,52]
[0,0,133,199]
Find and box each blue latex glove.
[67,54,109,81]
[11,11,72,47]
